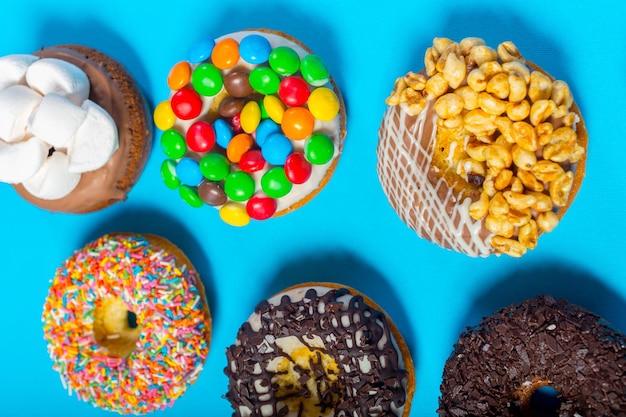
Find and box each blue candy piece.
[214,119,233,149]
[255,119,280,147]
[176,157,203,186]
[239,34,272,64]
[261,133,293,165]
[188,37,216,64]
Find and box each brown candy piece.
[218,96,245,118]
[224,71,253,98]
[198,181,227,206]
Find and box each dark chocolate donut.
[438,295,626,417]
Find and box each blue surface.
[2,0,626,416]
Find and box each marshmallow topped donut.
[0,45,151,213]
[225,282,415,417]
[42,233,211,414]
[154,29,346,226]
[377,38,587,257]
[438,295,626,416]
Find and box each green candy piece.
[192,63,223,96]
[179,185,204,208]
[258,98,269,119]
[249,67,280,95]
[161,159,181,189]
[200,153,230,181]
[300,54,329,87]
[224,171,255,202]
[305,133,335,165]
[160,129,186,159]
[269,46,300,76]
[261,167,292,198]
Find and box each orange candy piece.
[167,61,191,90]
[227,133,254,163]
[212,38,240,70]
[281,107,315,140]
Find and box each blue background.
[1,0,625,416]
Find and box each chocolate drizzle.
[225,287,408,417]
[438,295,626,416]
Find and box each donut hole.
[527,385,561,417]
[93,297,141,357]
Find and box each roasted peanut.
[494,169,513,190]
[479,61,503,79]
[508,73,528,102]
[403,71,427,91]
[484,143,513,173]
[549,171,574,207]
[485,214,515,238]
[537,211,559,233]
[517,169,544,192]
[528,71,553,102]
[491,236,527,257]
[464,109,498,136]
[488,192,509,217]
[433,37,454,55]
[460,37,485,55]
[466,139,489,161]
[531,160,565,182]
[486,73,510,99]
[536,122,554,146]
[400,88,426,116]
[478,92,507,115]
[544,127,577,162]
[424,47,438,77]
[386,77,407,105]
[424,72,449,99]
[494,117,514,143]
[458,158,486,182]
[512,144,537,170]
[506,100,531,121]
[511,121,539,152]
[528,191,553,212]
[455,86,480,110]
[469,190,490,220]
[497,41,523,62]
[503,191,537,210]
[551,80,573,108]
[518,220,538,249]
[503,60,530,83]
[436,42,460,73]
[530,99,556,126]
[434,93,465,119]
[510,176,524,193]
[470,44,498,66]
[443,52,466,89]
[467,68,488,92]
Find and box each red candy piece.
[239,150,267,173]
[278,76,310,107]
[186,121,216,153]
[246,195,277,220]
[284,152,312,184]
[229,113,243,134]
[171,87,203,120]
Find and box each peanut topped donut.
[438,295,626,416]
[225,282,415,417]
[42,233,211,414]
[154,29,346,226]
[377,37,587,257]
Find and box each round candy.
[278,76,310,107]
[160,159,181,190]
[240,101,261,134]
[212,38,240,70]
[224,171,255,202]
[218,97,245,118]
[171,87,203,120]
[308,87,340,121]
[168,61,192,91]
[154,100,176,130]
[224,71,253,98]
[192,63,223,97]
[285,152,312,184]
[255,119,280,147]
[269,46,300,76]
[188,36,215,63]
[263,95,285,124]
[199,153,230,181]
[258,98,269,119]
[198,181,227,206]
[186,121,216,153]
[246,196,277,220]
[261,167,292,198]
[220,203,250,227]
[305,132,335,165]
[160,129,186,159]
[230,113,243,134]
[281,107,315,140]
[261,133,293,165]
[239,34,271,64]
[227,133,254,163]
[179,185,204,208]
[239,150,266,173]
[300,54,330,86]
[176,157,203,186]
[249,67,280,95]
[213,119,233,148]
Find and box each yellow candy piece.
[167,61,191,90]
[154,100,176,130]
[220,202,250,226]
[263,95,285,124]
[240,101,261,134]
[308,87,340,121]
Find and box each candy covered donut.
[225,282,415,417]
[438,295,626,416]
[377,37,587,257]
[154,29,346,226]
[42,233,212,414]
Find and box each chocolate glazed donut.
[438,295,626,417]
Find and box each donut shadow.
[35,16,154,110]
[457,263,626,338]
[80,206,218,324]
[263,251,418,360]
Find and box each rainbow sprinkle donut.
[41,233,211,414]
[154,29,347,226]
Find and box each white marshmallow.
[22,150,81,200]
[67,100,118,173]
[0,85,43,143]
[28,92,87,148]
[0,136,49,183]
[0,54,39,91]
[25,57,89,105]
